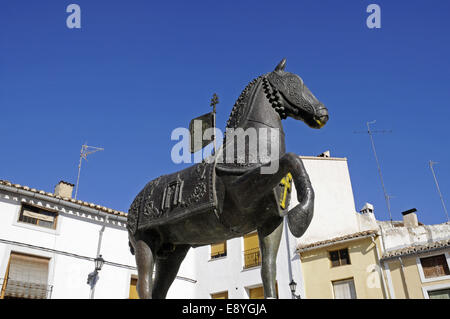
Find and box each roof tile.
[0,179,127,217]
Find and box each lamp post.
[87,255,105,299]
[289,280,301,299]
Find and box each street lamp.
[87,255,105,298]
[289,280,301,299]
[94,255,105,271]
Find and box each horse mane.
[225,74,265,129]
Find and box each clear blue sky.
[1,1,449,225]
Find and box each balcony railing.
[243,248,261,269]
[0,278,53,299]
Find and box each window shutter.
[4,253,50,299]
[434,255,450,276]
[129,277,139,299]
[333,279,357,299]
[243,232,259,251]
[23,209,55,222]
[243,232,261,268]
[211,242,226,258]
[421,255,450,278]
[249,286,264,299]
[211,291,228,299]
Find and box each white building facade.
[0,180,195,299]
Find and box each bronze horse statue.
[127,58,329,298]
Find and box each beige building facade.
[380,217,450,299]
[298,231,387,299]
[297,207,450,299]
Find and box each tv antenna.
[75,143,104,200]
[354,121,393,222]
[429,161,449,222]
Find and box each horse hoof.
[287,205,313,238]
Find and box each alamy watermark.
[366,4,381,29]
[171,121,280,174]
[66,4,81,29]
[366,263,382,289]
[65,4,381,30]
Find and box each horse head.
[266,58,329,129]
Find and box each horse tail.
[128,228,136,255]
[128,240,135,255]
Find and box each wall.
[300,236,385,299]
[380,221,450,252]
[384,250,450,299]
[188,219,303,299]
[0,190,195,299]
[293,156,362,245]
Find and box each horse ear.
[274,58,287,72]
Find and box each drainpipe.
[398,257,410,299]
[370,236,389,299]
[383,261,396,299]
[89,215,109,299]
[283,216,296,299]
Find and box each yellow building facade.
[298,230,388,299]
[298,219,450,299]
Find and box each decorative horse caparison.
[127,59,329,299]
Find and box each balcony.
[1,278,53,299]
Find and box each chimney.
[317,150,330,158]
[360,202,374,214]
[54,181,74,198]
[360,202,376,222]
[402,208,418,228]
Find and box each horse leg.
[284,154,315,237]
[134,238,155,299]
[228,153,312,215]
[227,153,295,211]
[258,221,283,299]
[152,244,190,299]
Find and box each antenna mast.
[429,161,449,222]
[355,121,393,222]
[75,143,104,200]
[366,120,393,222]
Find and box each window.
[428,288,450,299]
[129,276,139,299]
[329,248,351,267]
[243,232,261,269]
[18,204,58,229]
[211,242,227,259]
[1,252,50,299]
[248,283,278,299]
[332,278,357,299]
[420,254,450,279]
[211,291,228,299]
[249,286,264,299]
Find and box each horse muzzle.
[313,104,329,129]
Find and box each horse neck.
[226,75,285,131]
[220,76,286,165]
